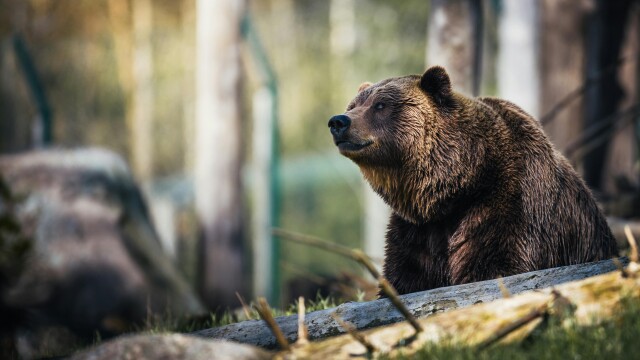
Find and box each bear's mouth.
[335,140,373,152]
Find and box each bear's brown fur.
[328,66,618,295]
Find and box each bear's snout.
[328,114,351,138]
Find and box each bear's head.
[328,66,492,223]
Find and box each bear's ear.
[420,66,453,106]
[358,82,373,93]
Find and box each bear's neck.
[359,154,506,225]
[359,165,442,224]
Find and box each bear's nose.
[328,114,351,137]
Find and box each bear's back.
[477,97,618,267]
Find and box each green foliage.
[135,292,343,335]
[285,292,339,315]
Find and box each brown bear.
[328,66,618,295]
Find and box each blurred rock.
[0,174,32,357]
[0,148,205,358]
[70,334,271,360]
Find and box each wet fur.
[335,67,618,295]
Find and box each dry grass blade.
[254,297,290,351]
[624,225,638,263]
[236,292,253,320]
[297,296,308,344]
[497,276,511,298]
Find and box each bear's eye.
[374,102,385,111]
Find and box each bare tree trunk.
[0,0,31,153]
[131,0,154,181]
[539,1,590,155]
[583,0,634,192]
[426,0,482,96]
[195,0,247,310]
[252,88,275,300]
[497,0,539,118]
[602,2,639,194]
[181,0,196,174]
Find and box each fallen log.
[286,261,640,359]
[193,258,627,348]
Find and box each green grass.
[398,297,640,359]
[76,294,640,360]
[133,292,345,336]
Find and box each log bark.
[193,258,626,348]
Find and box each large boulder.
[70,334,271,360]
[0,148,204,358]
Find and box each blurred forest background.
[1,0,640,338]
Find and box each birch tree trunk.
[426,0,482,96]
[497,0,539,118]
[182,0,196,174]
[195,0,247,310]
[131,0,154,181]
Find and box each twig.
[479,287,577,351]
[624,225,639,263]
[612,257,630,278]
[540,56,630,126]
[273,228,355,258]
[254,297,290,351]
[275,228,421,333]
[477,303,548,350]
[497,277,511,298]
[378,278,423,334]
[273,228,382,279]
[564,103,640,159]
[548,289,575,317]
[236,292,253,320]
[353,249,381,279]
[281,262,329,286]
[331,312,377,354]
[297,297,308,345]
